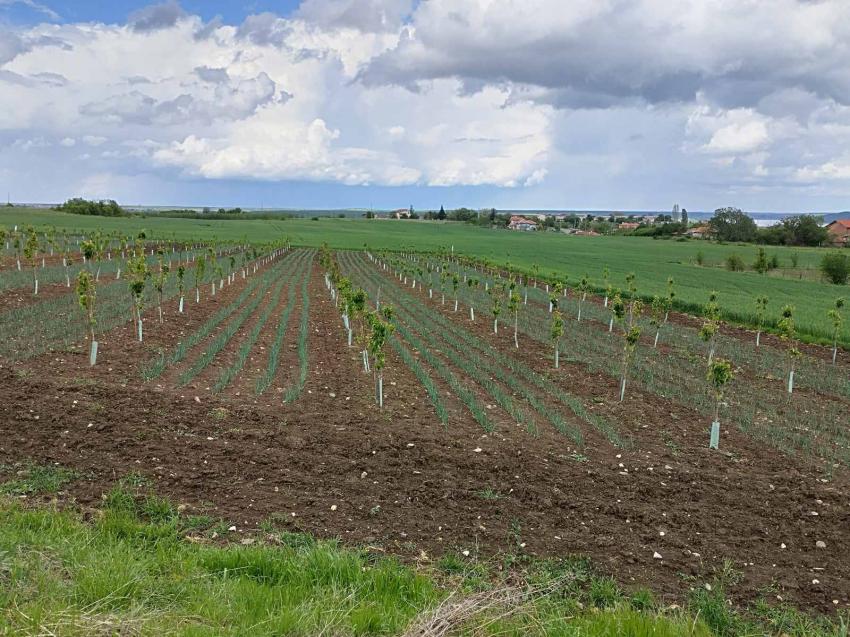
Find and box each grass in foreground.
[0,470,847,636]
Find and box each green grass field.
[2,485,843,637]
[2,208,848,346]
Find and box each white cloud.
[2,1,850,208]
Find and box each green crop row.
[282,268,311,403]
[175,257,293,386]
[141,252,294,380]
[256,252,315,395]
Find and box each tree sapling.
[707,358,733,450]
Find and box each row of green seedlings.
[341,253,485,429]
[0,224,265,296]
[355,254,594,442]
[379,252,739,451]
[358,252,619,443]
[154,252,295,385]
[453,253,849,402]
[320,246,394,408]
[400,250,847,397]
[76,239,287,366]
[257,251,315,396]
[141,253,293,380]
[397,246,850,350]
[212,253,312,393]
[283,261,312,404]
[401,249,848,378]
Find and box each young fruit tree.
[551,309,564,368]
[601,267,610,308]
[828,298,844,365]
[488,283,503,334]
[576,274,589,321]
[467,278,479,320]
[452,273,460,312]
[700,291,721,365]
[12,229,22,271]
[754,296,769,347]
[23,227,39,295]
[75,270,98,365]
[548,281,563,313]
[367,306,395,408]
[508,279,521,348]
[128,252,149,342]
[350,287,370,371]
[177,265,186,313]
[777,305,800,394]
[194,254,206,303]
[80,239,96,273]
[707,358,733,450]
[649,295,666,348]
[612,293,642,402]
[665,277,675,323]
[153,251,170,324]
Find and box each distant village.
[378,204,849,247]
[380,205,712,238]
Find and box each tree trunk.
[514,312,519,348]
[554,346,559,369]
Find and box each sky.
[2,0,850,211]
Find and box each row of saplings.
[319,247,395,408]
[2,225,258,296]
[74,234,281,366]
[377,252,843,451]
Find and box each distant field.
[2,207,848,345]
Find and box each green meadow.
[2,208,847,346]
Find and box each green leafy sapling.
[649,295,666,348]
[467,277,479,320]
[602,267,610,308]
[576,274,589,321]
[177,264,186,313]
[489,282,503,334]
[665,277,675,323]
[551,309,564,368]
[548,281,563,313]
[754,296,768,347]
[452,273,460,312]
[128,251,149,342]
[153,250,170,324]
[828,298,844,365]
[23,227,38,295]
[194,254,206,303]
[777,305,800,394]
[508,279,520,348]
[367,306,395,408]
[12,229,22,271]
[76,270,98,365]
[700,291,721,365]
[707,358,733,450]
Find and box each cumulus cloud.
[2,1,850,208]
[296,0,413,33]
[128,0,186,33]
[358,0,850,110]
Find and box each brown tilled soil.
[2,258,849,618]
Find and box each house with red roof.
[508,215,537,231]
[826,219,850,247]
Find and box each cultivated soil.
[2,256,849,619]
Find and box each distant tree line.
[56,198,125,217]
[708,207,830,247]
